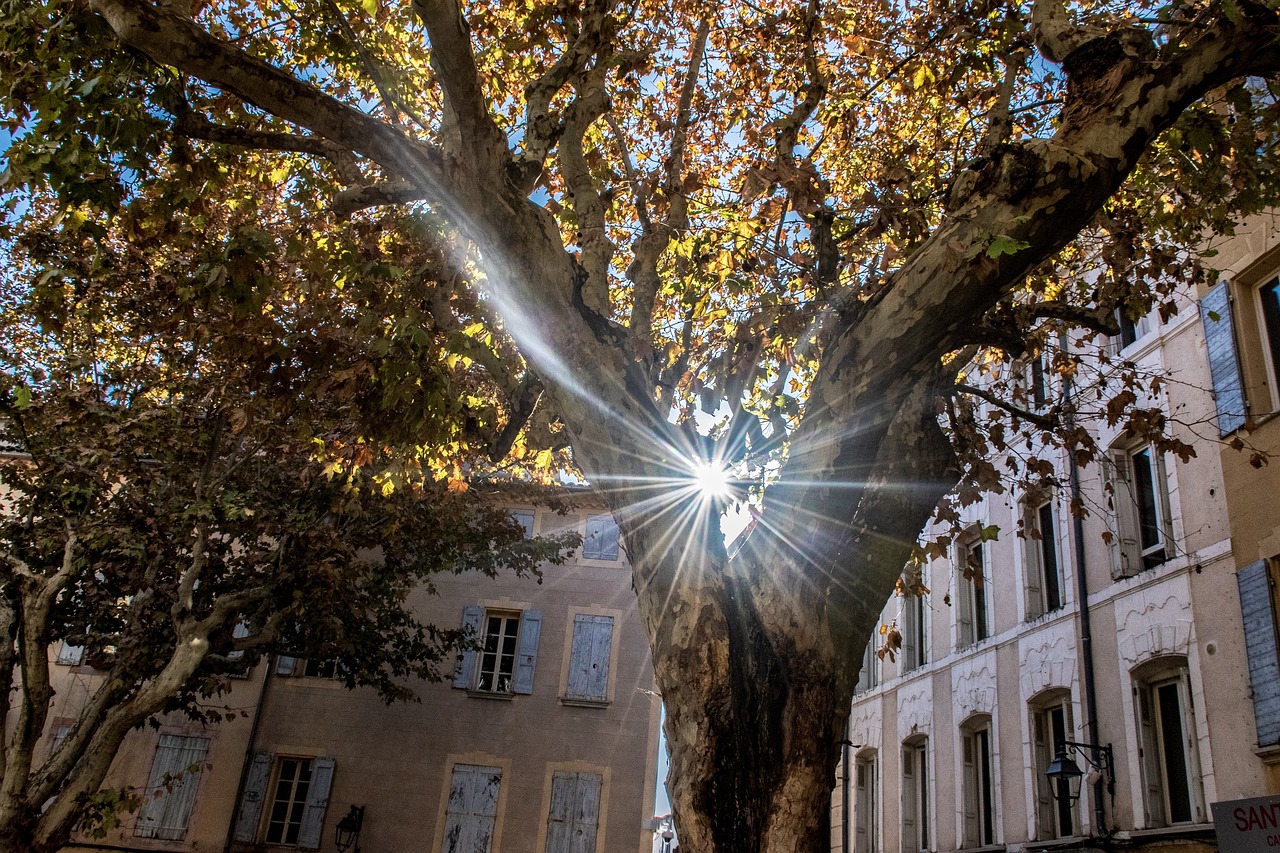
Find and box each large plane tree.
[5,0,1280,849]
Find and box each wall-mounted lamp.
[335,805,364,853]
[1045,740,1115,809]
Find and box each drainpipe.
[842,721,852,853]
[1065,376,1106,835]
[223,655,274,853]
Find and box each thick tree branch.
[91,0,450,198]
[559,64,616,309]
[332,180,431,217]
[411,0,510,168]
[173,110,330,155]
[1030,0,1109,63]
[520,0,617,181]
[626,17,710,338]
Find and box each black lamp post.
[335,805,364,853]
[1045,741,1115,832]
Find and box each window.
[1134,661,1205,826]
[1236,559,1280,748]
[1032,694,1076,839]
[583,514,620,561]
[1029,352,1048,409]
[1199,281,1249,433]
[302,659,338,679]
[901,566,928,673]
[135,735,209,840]
[1107,445,1171,577]
[47,722,72,760]
[565,614,615,704]
[511,509,536,539]
[545,771,602,853]
[273,656,339,679]
[902,738,929,853]
[961,718,996,849]
[855,632,879,694]
[956,538,990,648]
[266,758,313,844]
[232,753,335,849]
[454,606,542,695]
[55,640,84,666]
[853,751,878,853]
[1259,277,1280,398]
[1024,497,1064,619]
[444,764,502,853]
[1114,305,1153,352]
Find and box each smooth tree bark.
[54,0,1280,848]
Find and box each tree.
[4,0,1280,849]
[0,147,574,853]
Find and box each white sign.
[1213,795,1280,853]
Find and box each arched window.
[1029,689,1076,839]
[902,736,930,853]
[959,715,996,848]
[854,749,879,853]
[1132,658,1205,826]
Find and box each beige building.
[45,500,661,853]
[833,248,1280,853]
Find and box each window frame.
[543,770,603,853]
[442,763,503,853]
[582,513,621,562]
[1107,443,1173,578]
[1024,494,1065,620]
[900,565,928,673]
[956,536,990,649]
[454,605,542,696]
[959,716,997,850]
[901,737,930,853]
[855,632,879,694]
[1256,276,1280,410]
[562,612,617,705]
[133,733,210,841]
[853,750,879,853]
[1132,660,1206,827]
[230,753,334,850]
[1031,692,1077,840]
[510,508,536,539]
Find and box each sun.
[691,460,734,501]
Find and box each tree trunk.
[654,576,851,852]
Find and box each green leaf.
[986,235,1030,258]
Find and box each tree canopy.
[0,116,576,852]
[4,0,1280,849]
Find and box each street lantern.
[335,805,364,853]
[1044,740,1115,823]
[1045,748,1085,805]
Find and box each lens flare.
[692,460,733,501]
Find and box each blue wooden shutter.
[454,605,483,689]
[135,734,209,840]
[546,771,602,853]
[567,615,614,702]
[233,751,272,842]
[1199,282,1248,435]
[512,610,542,694]
[583,515,619,560]
[444,764,501,853]
[297,757,335,849]
[1238,561,1280,746]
